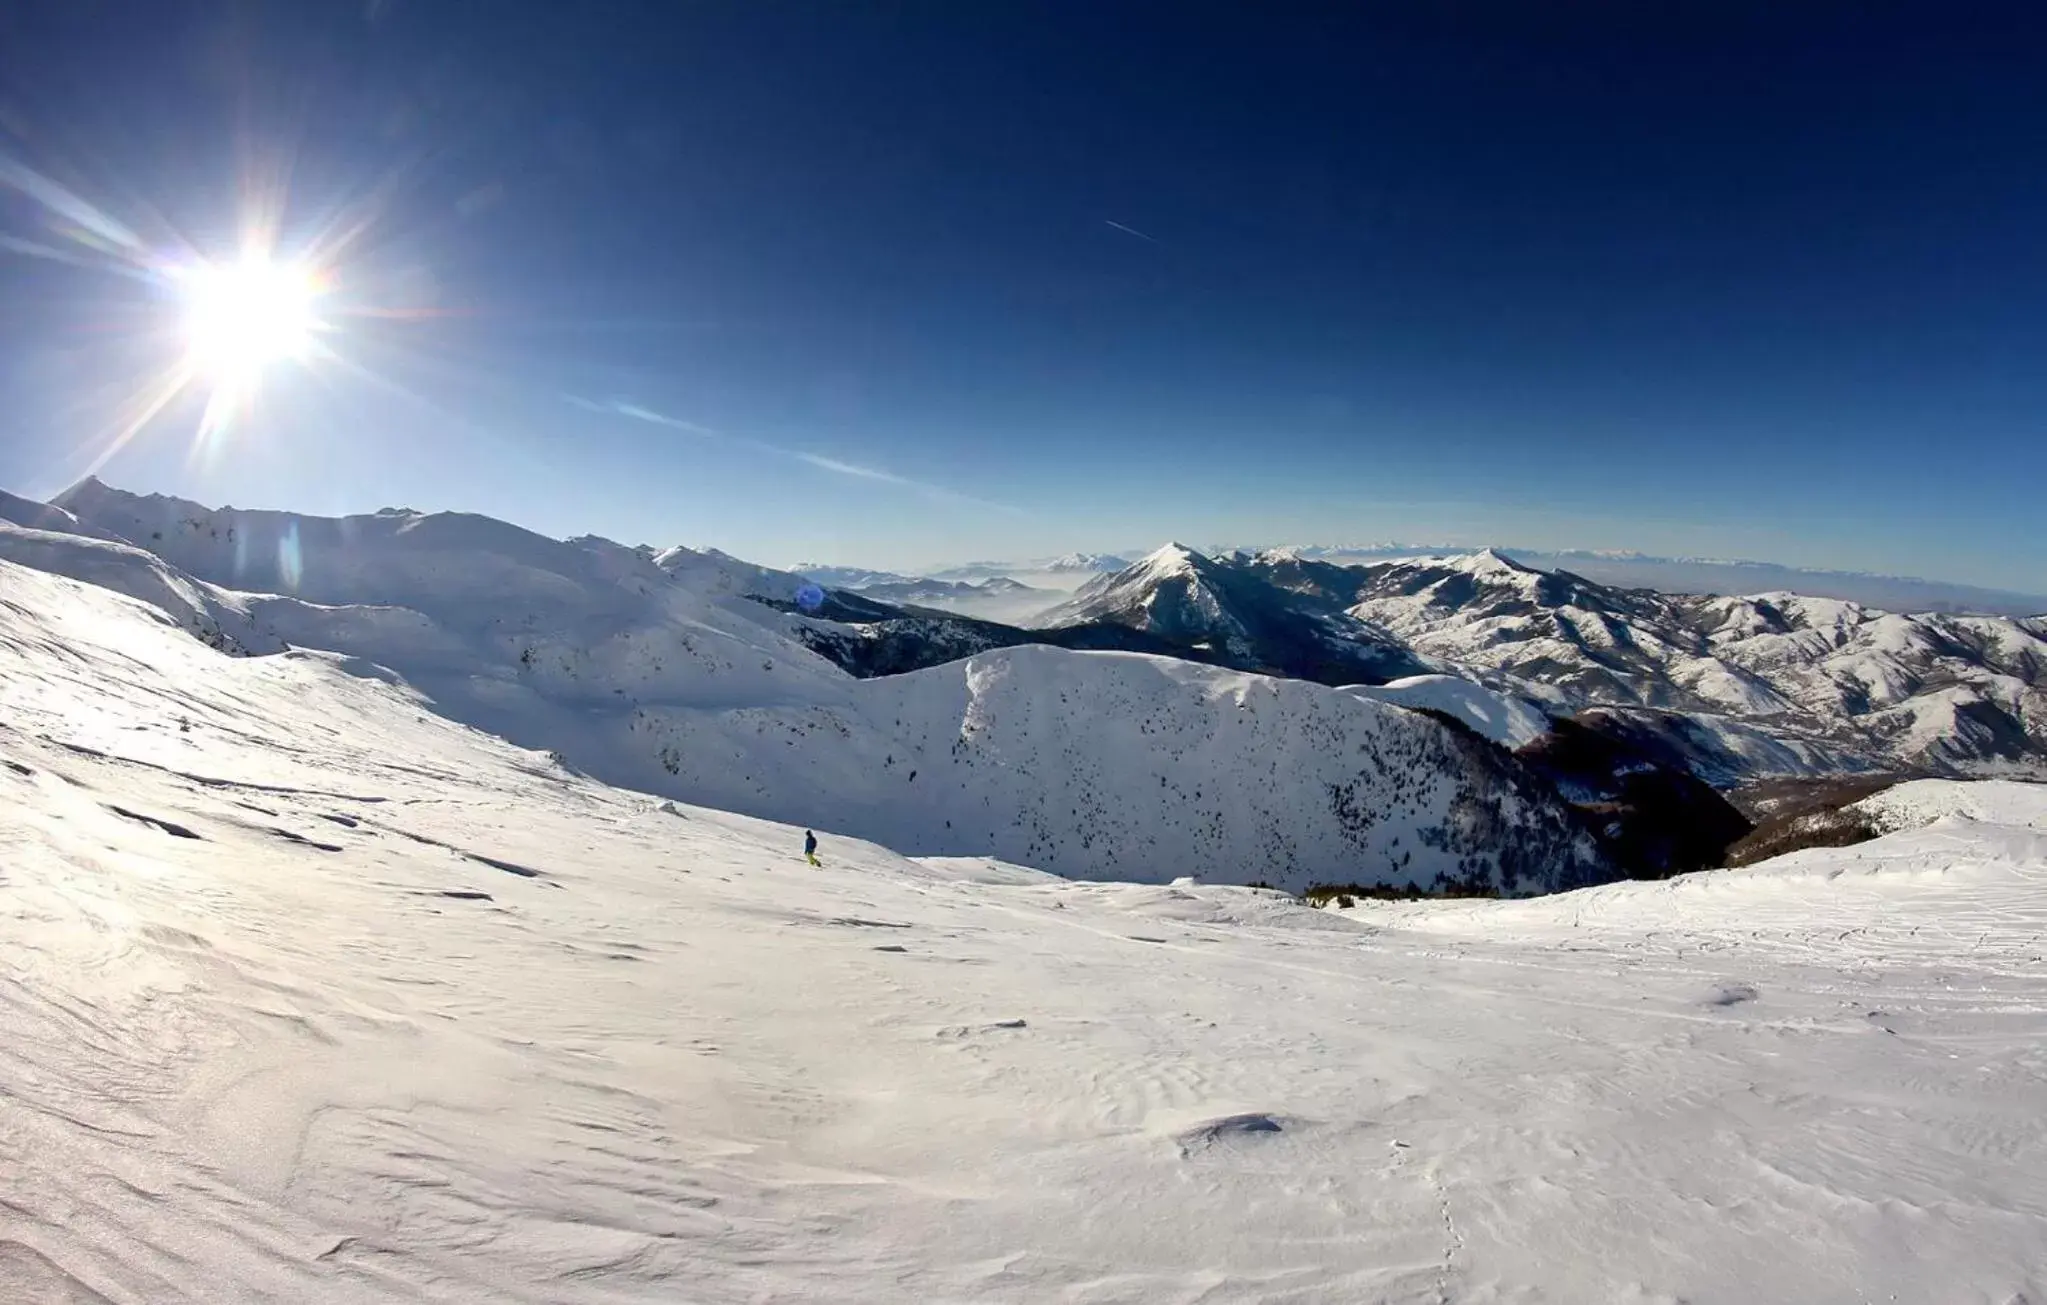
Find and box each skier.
[803,829,820,867]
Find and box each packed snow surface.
[4,546,2047,1300]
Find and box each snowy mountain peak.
[1134,541,1211,582]
[1452,547,1536,577]
[53,472,113,501]
[1035,542,1432,684]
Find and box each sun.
[179,254,325,376]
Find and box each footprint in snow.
[1173,1113,1289,1159]
[935,1019,1027,1039]
[1704,982,1759,1007]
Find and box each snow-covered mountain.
[925,553,1131,580]
[823,543,2046,619]
[4,548,2046,1302]
[1220,542,2047,617]
[792,563,919,588]
[1034,541,2045,777]
[1043,551,1131,573]
[1520,551,2047,617]
[22,476,2029,893]
[1342,550,2047,775]
[1037,543,1432,685]
[790,565,1054,622]
[7,481,1614,895]
[854,575,1042,605]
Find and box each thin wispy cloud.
[1103,219,1158,244]
[796,452,910,485]
[567,396,1024,515]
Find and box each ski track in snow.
[2,561,2046,1301]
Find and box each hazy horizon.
[26,472,2047,614]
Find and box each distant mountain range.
[1338,548,2047,778]
[796,541,2046,781]
[9,480,2041,890]
[855,576,1038,604]
[870,544,2046,618]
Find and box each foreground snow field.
[3,561,2046,1302]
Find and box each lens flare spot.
[180,255,324,376]
[277,521,303,591]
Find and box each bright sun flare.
[180,256,323,375]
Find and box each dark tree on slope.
[1515,718,1753,879]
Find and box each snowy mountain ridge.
[1026,541,2045,777]
[36,480,2039,785]
[929,541,2047,618]
[1043,551,1132,573]
[1342,554,2047,775]
[6,481,1612,895]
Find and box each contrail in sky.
[1103,219,1158,243]
[566,396,1026,515]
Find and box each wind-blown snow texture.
[3,544,2045,1302]
[9,483,1605,896]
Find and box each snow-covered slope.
[1345,674,1553,747]
[4,550,2044,1302]
[652,542,815,602]
[10,485,1608,895]
[621,646,1604,895]
[1848,776,2047,833]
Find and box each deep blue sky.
[2,1,2044,587]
